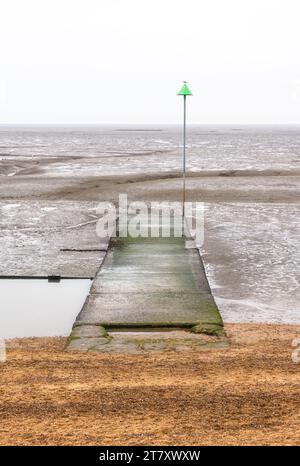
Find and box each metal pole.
[182,94,186,219]
[177,81,192,231]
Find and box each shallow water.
[0,279,91,338]
[0,125,299,176]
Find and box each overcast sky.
[1,0,300,124]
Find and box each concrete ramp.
[77,236,222,328]
[66,233,225,353]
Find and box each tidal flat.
[0,125,299,446]
[0,125,299,327]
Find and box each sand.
[1,323,300,446]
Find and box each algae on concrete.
[66,231,225,354]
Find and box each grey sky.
[1,0,300,124]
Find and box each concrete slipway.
[1,202,225,352]
[67,221,226,354]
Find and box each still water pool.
[0,279,91,339]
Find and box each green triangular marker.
[177,82,192,96]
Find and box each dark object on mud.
[48,275,61,283]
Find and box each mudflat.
[1,127,299,445]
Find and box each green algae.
[190,323,226,337]
[68,230,225,351]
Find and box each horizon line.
[1,122,300,127]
